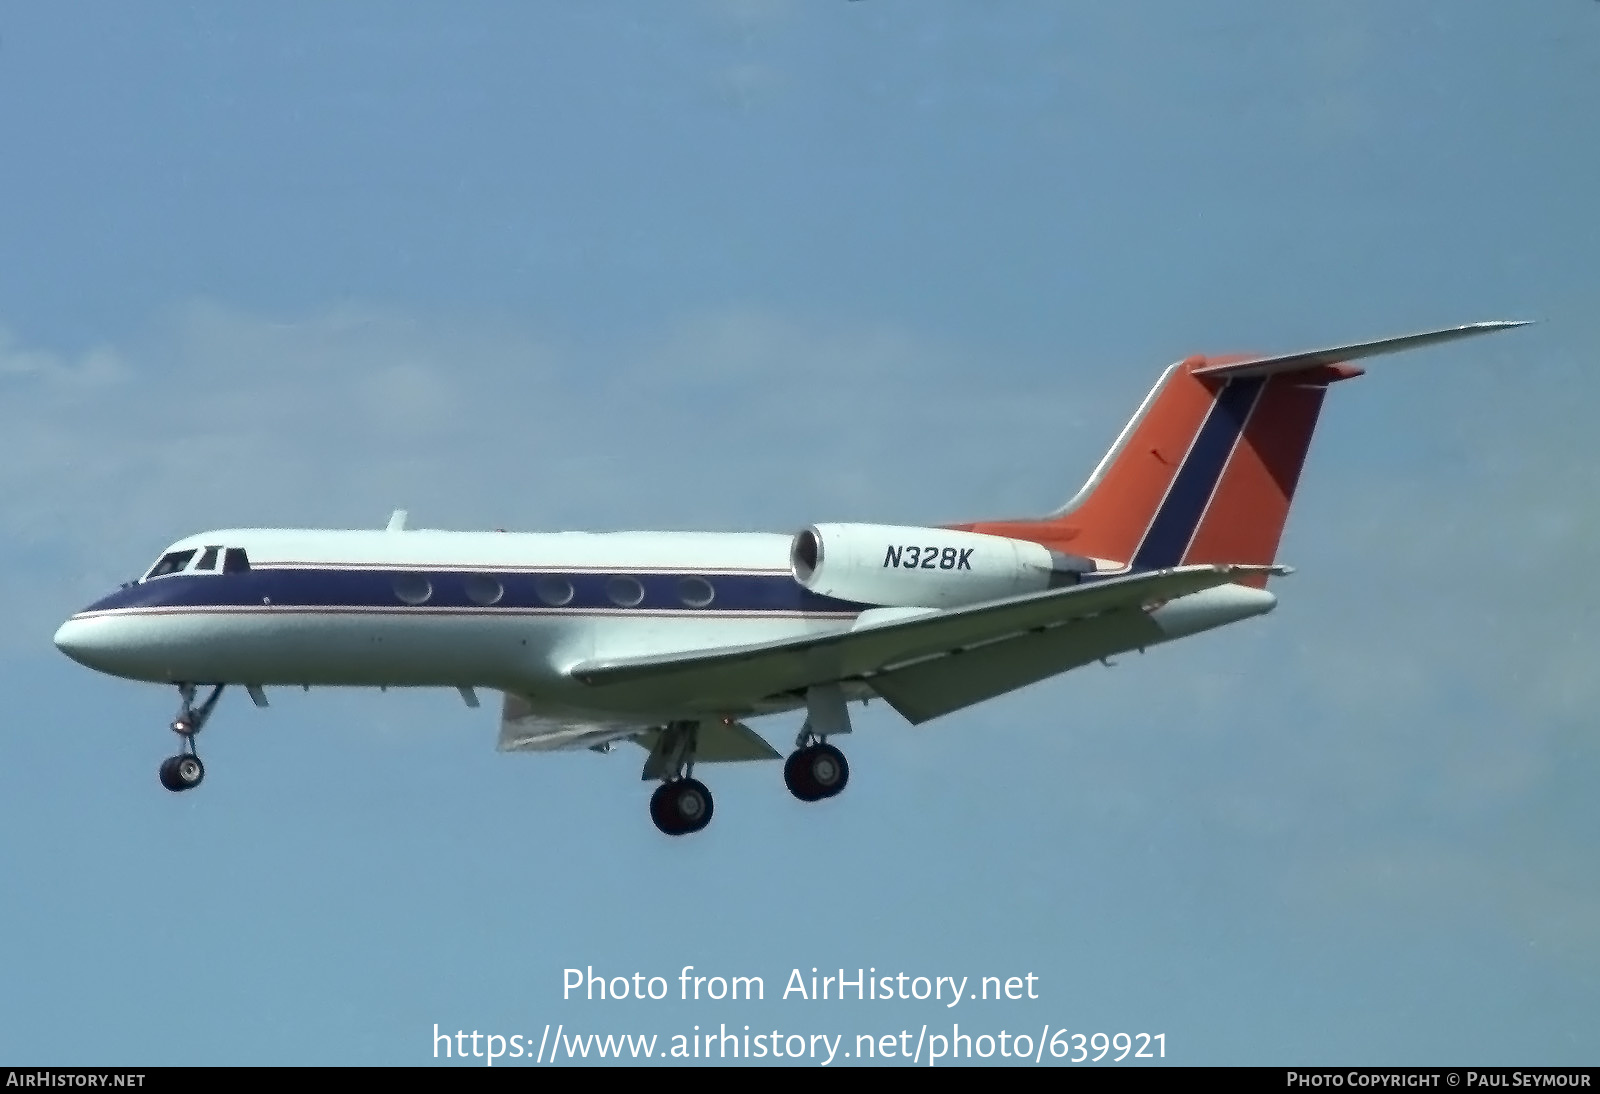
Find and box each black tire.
[784,749,821,802]
[158,757,184,793]
[807,743,849,799]
[649,783,678,835]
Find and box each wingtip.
[1472,319,1534,331]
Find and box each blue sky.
[1,0,1596,1066]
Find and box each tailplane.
[950,322,1527,584]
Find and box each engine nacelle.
[790,523,1095,609]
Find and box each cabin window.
[223,548,251,573]
[535,576,574,607]
[195,546,220,571]
[607,576,645,608]
[678,577,715,608]
[392,574,433,605]
[464,574,504,606]
[145,550,197,580]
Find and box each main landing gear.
[784,738,849,802]
[650,778,714,837]
[783,683,852,804]
[639,688,860,834]
[159,684,224,793]
[644,721,714,837]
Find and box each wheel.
[785,744,850,802]
[806,743,849,799]
[784,749,822,802]
[173,754,205,790]
[651,779,713,835]
[159,754,203,792]
[158,756,184,793]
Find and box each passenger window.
[607,577,645,608]
[393,574,433,605]
[223,548,251,573]
[145,550,197,580]
[678,577,715,608]
[195,547,220,571]
[536,577,575,607]
[464,574,504,606]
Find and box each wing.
[568,563,1281,710]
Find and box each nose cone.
[55,613,154,678]
[56,572,202,682]
[54,616,106,669]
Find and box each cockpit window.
[145,550,197,580]
[223,548,251,573]
[195,546,220,571]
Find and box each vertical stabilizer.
[949,322,1526,584]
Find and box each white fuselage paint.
[53,526,1275,726]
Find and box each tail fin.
[950,322,1527,584]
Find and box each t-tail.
[950,321,1528,587]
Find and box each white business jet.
[53,321,1525,835]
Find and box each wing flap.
[1189,320,1528,380]
[568,563,1278,704]
[496,692,647,753]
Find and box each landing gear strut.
[159,684,223,793]
[644,721,715,836]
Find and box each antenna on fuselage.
[386,509,408,532]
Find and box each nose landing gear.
[158,753,205,792]
[159,684,223,794]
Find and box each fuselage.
[53,528,870,722]
[54,522,1281,731]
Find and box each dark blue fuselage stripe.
[1131,378,1264,571]
[84,568,872,617]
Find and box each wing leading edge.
[567,563,1283,710]
[1189,320,1529,380]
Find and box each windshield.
[144,549,197,580]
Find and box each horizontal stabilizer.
[1190,320,1529,380]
